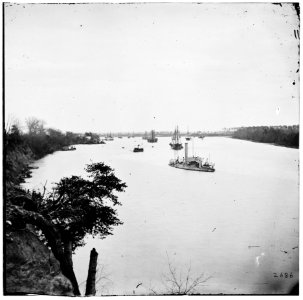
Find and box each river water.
[23,137,299,295]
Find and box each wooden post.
[85,248,98,296]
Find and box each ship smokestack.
[185,143,188,164]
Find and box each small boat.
[133,145,144,152]
[105,133,114,141]
[147,130,158,143]
[61,146,76,151]
[170,126,183,150]
[169,142,215,172]
[142,131,148,140]
[198,135,205,139]
[185,128,191,141]
[99,140,106,144]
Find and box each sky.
[4,2,300,133]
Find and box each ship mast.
[176,126,179,143]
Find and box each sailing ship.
[147,130,158,143]
[169,126,183,150]
[169,142,215,172]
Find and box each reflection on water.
[23,137,299,295]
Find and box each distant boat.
[99,140,106,144]
[105,133,114,141]
[169,142,215,172]
[61,146,76,151]
[169,126,183,150]
[142,131,148,140]
[198,135,205,139]
[133,145,144,152]
[185,128,191,141]
[147,130,158,143]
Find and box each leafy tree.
[84,132,101,144]
[4,122,33,187]
[7,162,127,295]
[46,128,68,152]
[65,131,80,145]
[6,124,23,150]
[23,117,49,158]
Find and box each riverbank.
[5,227,73,295]
[231,136,299,149]
[4,125,76,295]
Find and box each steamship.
[133,145,144,152]
[169,142,215,172]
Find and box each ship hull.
[169,143,183,150]
[147,139,158,143]
[169,163,215,172]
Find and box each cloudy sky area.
[5,3,299,133]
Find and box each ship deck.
[169,163,215,172]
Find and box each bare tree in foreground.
[95,262,113,295]
[149,254,212,295]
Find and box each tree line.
[5,117,101,187]
[232,125,299,148]
[8,117,101,159]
